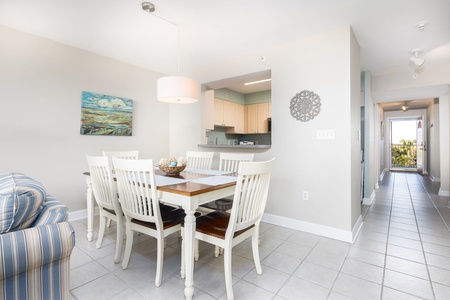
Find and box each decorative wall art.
[80,91,133,136]
[289,90,322,122]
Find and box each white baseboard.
[438,188,450,197]
[379,169,386,181]
[69,207,99,222]
[262,213,363,243]
[362,189,375,205]
[430,175,441,182]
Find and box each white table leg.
[183,210,196,300]
[85,175,95,242]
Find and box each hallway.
[361,171,450,299]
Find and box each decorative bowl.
[159,164,186,176]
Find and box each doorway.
[389,117,426,173]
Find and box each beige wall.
[0,25,170,212]
[184,27,363,241]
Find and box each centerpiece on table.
[159,156,187,176]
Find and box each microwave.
[268,118,272,132]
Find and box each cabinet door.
[247,104,258,133]
[257,102,269,133]
[234,103,245,133]
[222,100,235,126]
[204,90,214,131]
[214,98,224,125]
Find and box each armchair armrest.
[32,195,69,226]
[0,222,75,280]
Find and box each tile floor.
[69,172,450,299]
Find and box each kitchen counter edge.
[198,144,271,149]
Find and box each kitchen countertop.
[198,144,271,149]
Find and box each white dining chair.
[186,151,214,169]
[102,150,139,227]
[112,157,186,287]
[86,155,124,264]
[200,152,255,256]
[181,158,274,300]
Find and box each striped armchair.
[0,173,75,300]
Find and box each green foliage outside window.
[391,139,417,168]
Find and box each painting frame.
[80,91,133,136]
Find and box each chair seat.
[102,207,116,215]
[194,211,254,239]
[131,204,200,230]
[131,205,186,230]
[200,198,233,211]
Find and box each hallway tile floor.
[69,172,450,299]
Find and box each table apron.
[158,186,235,210]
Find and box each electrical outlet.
[303,191,309,200]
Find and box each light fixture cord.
[151,13,181,75]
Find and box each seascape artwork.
[80,91,133,136]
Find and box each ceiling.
[1,0,449,100]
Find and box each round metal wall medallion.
[289,90,321,122]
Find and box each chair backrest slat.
[219,153,254,173]
[186,151,214,169]
[112,158,161,226]
[86,155,120,213]
[226,159,274,237]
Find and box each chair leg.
[121,223,134,270]
[155,235,164,287]
[224,248,234,300]
[252,233,262,274]
[214,245,220,257]
[106,217,112,228]
[114,218,124,264]
[96,214,106,249]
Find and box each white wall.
[0,25,170,212]
[185,27,362,241]
[439,93,450,196]
[427,99,440,181]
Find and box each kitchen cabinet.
[214,98,235,127]
[246,102,270,133]
[234,103,245,133]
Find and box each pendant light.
[142,2,200,104]
[402,101,409,112]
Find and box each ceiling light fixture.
[142,2,199,104]
[244,78,271,86]
[415,21,429,32]
[410,49,425,67]
[402,101,409,112]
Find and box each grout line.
[401,173,436,300]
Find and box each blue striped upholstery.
[0,173,46,233]
[32,196,69,227]
[0,174,75,300]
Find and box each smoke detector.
[142,2,155,13]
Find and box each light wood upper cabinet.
[234,103,245,133]
[246,104,258,134]
[246,102,270,133]
[214,98,235,127]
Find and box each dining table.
[83,167,238,300]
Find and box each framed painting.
[80,91,133,136]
